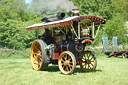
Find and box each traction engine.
[26,9,106,74]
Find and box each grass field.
[0,56,128,85]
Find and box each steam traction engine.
[26,9,106,74]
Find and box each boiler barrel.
[60,42,85,54]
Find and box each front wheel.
[58,51,76,75]
[80,51,97,72]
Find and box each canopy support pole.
[36,30,39,39]
[92,22,95,39]
[78,23,81,39]
[94,23,101,38]
[66,25,68,34]
[71,24,78,39]
[57,26,66,34]
[52,28,54,37]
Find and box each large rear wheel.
[31,39,48,71]
[80,51,97,72]
[58,51,76,75]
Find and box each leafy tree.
[111,0,128,21]
[71,0,114,20]
[0,0,38,49]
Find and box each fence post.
[113,36,118,52]
[103,36,108,53]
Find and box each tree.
[111,0,128,21]
[0,0,38,49]
[71,0,114,20]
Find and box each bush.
[0,48,30,59]
[104,16,128,44]
[0,19,37,49]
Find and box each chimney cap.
[72,9,79,14]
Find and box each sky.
[25,0,32,4]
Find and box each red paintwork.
[82,39,92,44]
[53,52,60,59]
[76,61,80,65]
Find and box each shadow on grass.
[46,65,102,74]
[72,68,102,75]
[47,65,59,72]
[74,68,102,73]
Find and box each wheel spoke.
[83,55,85,59]
[80,60,85,63]
[88,64,91,70]
[32,52,37,55]
[37,63,40,68]
[33,54,36,59]
[38,55,42,59]
[66,66,69,72]
[62,65,65,69]
[82,56,86,60]
[82,63,85,66]
[69,62,73,64]
[80,61,83,63]
[61,59,65,63]
[64,55,67,60]
[68,64,73,67]
[67,55,69,60]
[38,58,42,62]
[90,57,93,60]
[91,61,94,62]
[34,62,38,65]
[61,63,64,66]
[34,61,39,68]
[88,54,91,59]
[62,56,65,60]
[33,55,40,65]
[86,53,88,57]
[33,44,40,51]
[68,57,71,61]
[66,55,68,60]
[84,64,86,69]
[69,66,72,71]
[32,50,37,58]
[90,63,94,66]
[87,64,89,70]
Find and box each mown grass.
[0,56,128,85]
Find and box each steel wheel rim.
[59,53,74,74]
[31,41,42,70]
[122,53,127,58]
[80,52,96,72]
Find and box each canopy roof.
[26,15,106,31]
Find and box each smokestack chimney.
[72,9,79,32]
[72,9,79,16]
